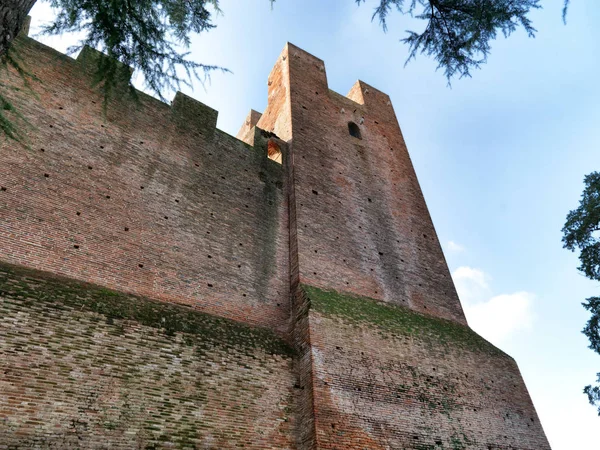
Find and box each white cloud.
[452,266,489,303]
[447,240,465,253]
[451,266,534,346]
[466,291,534,344]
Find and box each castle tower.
[0,30,551,449]
[247,43,551,449]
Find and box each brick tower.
[0,30,551,449]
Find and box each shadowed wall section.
[0,262,296,448]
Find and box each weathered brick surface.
[0,262,296,448]
[263,43,466,325]
[0,37,290,334]
[303,285,551,450]
[0,36,551,449]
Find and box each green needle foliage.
[563,171,600,414]
[357,0,542,80]
[0,41,37,142]
[41,0,227,102]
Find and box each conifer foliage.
[358,0,542,80]
[563,172,600,414]
[41,0,225,101]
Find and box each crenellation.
[236,109,263,145]
[171,91,218,138]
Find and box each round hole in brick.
[175,199,179,203]
[239,243,243,246]
[164,216,168,220]
[368,198,372,202]
[100,145,104,149]
[88,166,93,170]
[106,195,110,199]
[194,163,199,167]
[242,294,246,297]
[73,245,79,249]
[139,264,144,268]
[237,264,241,268]
[40,148,45,152]
[44,173,49,178]
[124,227,129,231]
[76,211,81,216]
[140,186,144,189]
[207,255,212,258]
[0,187,6,192]
[207,283,213,287]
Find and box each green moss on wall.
[0,262,293,357]
[302,284,506,358]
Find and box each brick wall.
[0,262,296,448]
[303,285,551,450]
[0,36,552,449]
[0,36,290,334]
[265,43,466,325]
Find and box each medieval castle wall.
[0,37,290,334]
[0,32,552,449]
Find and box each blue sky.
[29,0,599,447]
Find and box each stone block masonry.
[0,30,551,449]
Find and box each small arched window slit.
[348,122,361,139]
[267,140,282,164]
